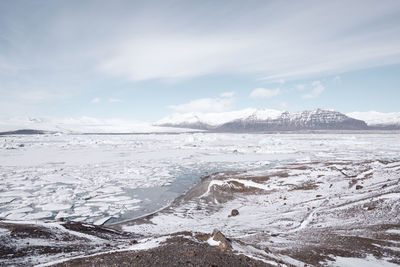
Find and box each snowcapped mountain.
[155,108,283,130]
[347,111,400,129]
[157,109,368,131]
[216,109,367,132]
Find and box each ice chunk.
[40,203,72,211]
[24,211,53,220]
[93,216,112,226]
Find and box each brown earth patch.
[54,237,272,267]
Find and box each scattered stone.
[212,229,232,251]
[230,209,239,217]
[316,194,322,198]
[195,233,211,242]
[356,185,363,190]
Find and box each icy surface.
[1,133,400,224]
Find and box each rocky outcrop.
[215,109,368,132]
[211,229,232,251]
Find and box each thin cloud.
[109,98,122,103]
[302,81,325,99]
[277,101,288,109]
[220,91,235,98]
[96,1,400,81]
[168,97,234,113]
[333,76,342,83]
[91,97,101,103]
[250,88,280,99]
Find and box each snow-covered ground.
[0,116,197,133]
[1,133,400,225]
[347,111,400,126]
[1,132,400,266]
[120,158,400,266]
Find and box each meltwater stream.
[1,133,400,225]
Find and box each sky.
[0,0,400,121]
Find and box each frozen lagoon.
[1,133,400,224]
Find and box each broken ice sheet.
[1,133,400,224]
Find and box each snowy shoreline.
[1,159,399,266]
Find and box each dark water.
[106,161,283,225]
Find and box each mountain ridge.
[156,108,398,132]
[1,109,400,134]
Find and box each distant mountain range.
[156,109,400,132]
[0,117,197,134]
[1,109,399,134]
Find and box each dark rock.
[194,233,211,242]
[231,209,239,217]
[0,129,46,135]
[356,185,363,190]
[212,229,232,251]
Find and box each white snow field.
[347,111,400,126]
[1,133,400,225]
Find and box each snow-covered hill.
[157,109,368,131]
[155,108,283,130]
[0,117,197,134]
[347,111,400,129]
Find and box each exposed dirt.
[54,236,271,267]
[0,221,139,266]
